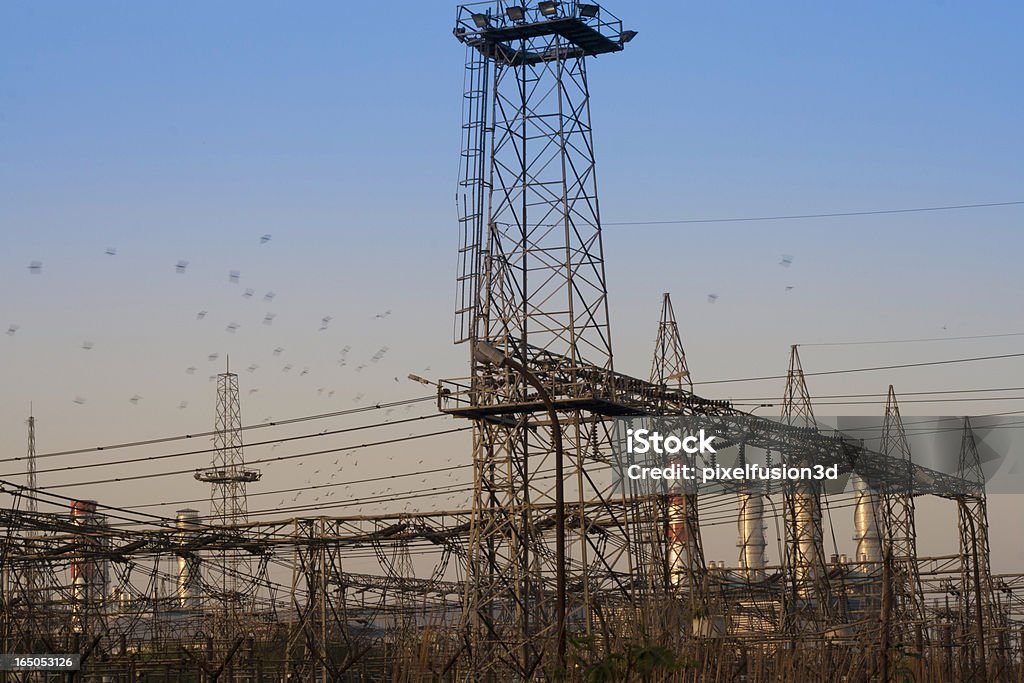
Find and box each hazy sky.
[1,2,1022,573]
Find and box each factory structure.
[1,2,1022,681]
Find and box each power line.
[31,426,472,491]
[799,331,1024,347]
[11,395,435,463]
[603,200,1024,226]
[128,463,474,513]
[723,386,1024,401]
[732,396,1024,407]
[693,352,1024,386]
[0,413,447,479]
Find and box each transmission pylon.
[956,416,999,680]
[878,385,926,653]
[649,294,705,598]
[446,3,639,676]
[779,345,834,633]
[195,359,261,633]
[650,292,692,392]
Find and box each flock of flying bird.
[10,234,402,411]
[11,232,461,517]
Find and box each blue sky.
[1,1,1023,569]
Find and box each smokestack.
[792,482,825,599]
[852,474,882,566]
[737,492,767,580]
[175,509,202,610]
[667,490,701,588]
[70,500,109,632]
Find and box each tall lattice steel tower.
[23,407,40,616]
[956,417,999,680]
[195,361,260,614]
[26,408,37,516]
[878,386,926,643]
[445,2,638,676]
[779,345,834,632]
[649,293,704,593]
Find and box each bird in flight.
[7,324,19,336]
[229,270,240,284]
[105,247,117,256]
[707,293,719,304]
[176,260,188,274]
[264,291,276,302]
[82,341,94,350]
[260,234,272,244]
[780,254,794,268]
[196,310,207,320]
[28,261,42,274]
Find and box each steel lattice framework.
[650,292,693,393]
[195,366,261,637]
[957,417,1002,680]
[448,3,648,676]
[879,386,927,647]
[649,293,704,600]
[780,345,836,633]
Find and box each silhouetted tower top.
[26,405,37,515]
[650,293,693,392]
[451,1,637,372]
[781,345,816,430]
[195,361,261,516]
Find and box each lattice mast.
[449,2,638,676]
[650,292,693,392]
[195,359,261,615]
[21,407,41,636]
[956,417,999,680]
[779,345,833,631]
[26,407,37,515]
[650,293,704,592]
[878,386,926,645]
